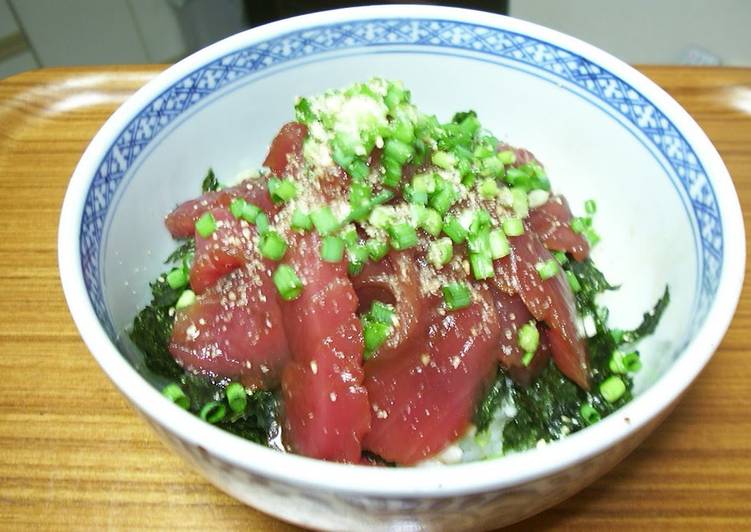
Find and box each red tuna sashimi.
[363,290,501,465]
[510,230,590,389]
[527,195,590,261]
[492,254,516,296]
[164,178,276,238]
[280,233,370,462]
[169,263,290,389]
[351,251,429,361]
[263,122,307,176]
[189,207,251,294]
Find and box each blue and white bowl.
[58,5,745,530]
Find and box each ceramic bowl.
[58,5,745,530]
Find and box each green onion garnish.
[497,150,516,165]
[291,208,312,231]
[311,206,339,235]
[469,253,494,280]
[162,383,189,409]
[489,229,510,259]
[566,270,582,293]
[175,289,196,309]
[225,382,247,413]
[255,212,269,234]
[388,222,418,251]
[622,352,642,372]
[320,235,345,262]
[347,244,369,276]
[521,351,535,367]
[478,178,499,199]
[259,231,287,261]
[429,183,455,215]
[166,268,188,289]
[273,264,303,301]
[442,216,467,244]
[610,350,642,373]
[268,178,297,203]
[230,197,247,219]
[600,376,626,403]
[428,237,453,269]
[502,217,524,237]
[431,150,456,170]
[367,238,389,261]
[517,321,540,353]
[419,208,442,237]
[195,212,216,238]
[241,202,261,223]
[442,282,472,311]
[585,199,597,214]
[363,321,391,359]
[580,404,601,425]
[536,259,559,280]
[553,251,568,265]
[199,401,226,423]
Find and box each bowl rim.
[58,4,745,497]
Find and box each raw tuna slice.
[263,122,307,176]
[363,290,501,465]
[164,179,276,238]
[509,230,590,389]
[280,233,370,463]
[527,195,589,261]
[189,207,251,294]
[351,251,429,361]
[169,262,290,389]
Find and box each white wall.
[510,0,751,66]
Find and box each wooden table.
[0,66,748,530]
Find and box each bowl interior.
[99,40,707,396]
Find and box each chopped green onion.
[363,321,391,358]
[273,264,303,301]
[162,383,189,409]
[388,223,418,251]
[225,382,247,413]
[339,225,358,248]
[405,185,428,205]
[259,231,287,261]
[320,235,345,262]
[467,229,490,255]
[443,282,472,311]
[511,187,529,218]
[585,199,597,214]
[580,404,601,425]
[268,178,297,203]
[199,401,226,424]
[311,206,339,235]
[419,208,443,237]
[347,159,369,180]
[553,251,569,265]
[517,321,540,353]
[393,119,415,144]
[502,217,524,237]
[369,301,395,325]
[536,259,559,280]
[497,150,516,165]
[195,212,216,238]
[584,227,601,246]
[566,270,582,293]
[431,150,456,169]
[521,351,535,367]
[429,183,455,215]
[470,253,494,280]
[478,178,499,198]
[230,197,247,218]
[622,352,642,372]
[412,172,436,194]
[369,205,394,229]
[489,229,510,259]
[366,238,389,261]
[385,81,408,111]
[443,216,468,244]
[382,156,402,188]
[469,210,491,235]
[175,289,196,309]
[384,138,414,165]
[600,376,626,403]
[428,237,453,268]
[241,202,261,223]
[166,268,188,289]
[347,244,369,276]
[255,212,269,234]
[291,208,312,231]
[571,217,588,234]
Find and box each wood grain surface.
[0,66,749,531]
